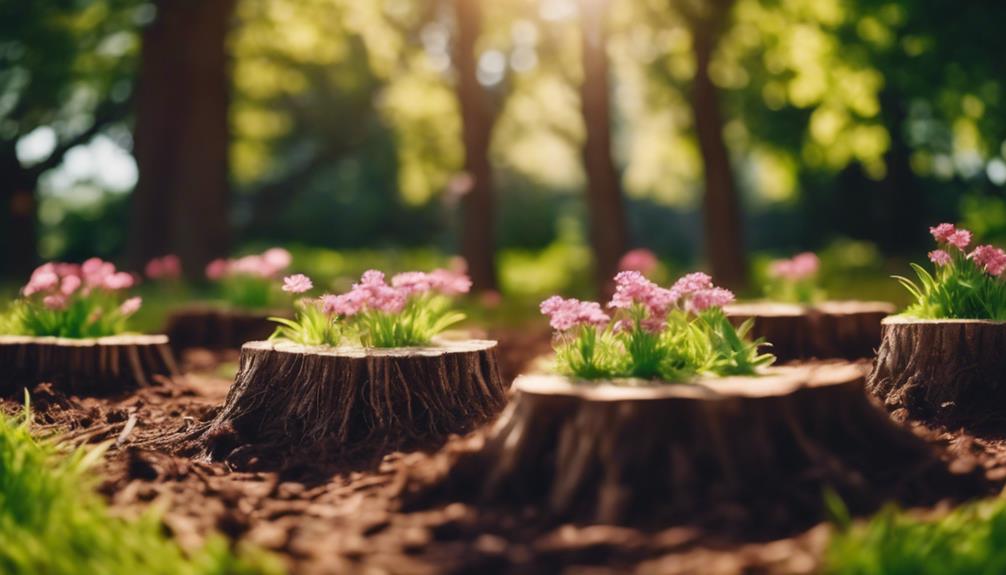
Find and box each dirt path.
[4,328,1004,575]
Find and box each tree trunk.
[579,0,628,296]
[690,6,747,291]
[0,145,38,278]
[426,366,982,529]
[452,0,498,292]
[868,317,1006,423]
[189,339,507,465]
[130,0,235,280]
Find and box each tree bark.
[579,0,628,297]
[164,304,285,353]
[189,339,507,465]
[690,1,748,290]
[868,317,1006,423]
[0,335,179,396]
[725,301,894,362]
[452,0,498,292]
[429,365,981,529]
[0,145,38,278]
[130,0,235,279]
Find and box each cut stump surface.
[868,317,1006,423]
[194,339,508,463]
[429,364,979,529]
[725,301,894,362]
[165,306,281,352]
[0,334,179,396]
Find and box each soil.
[3,325,1004,575]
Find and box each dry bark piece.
[193,339,508,462]
[725,301,894,362]
[0,334,179,396]
[868,317,1006,422]
[431,364,978,529]
[164,305,282,352]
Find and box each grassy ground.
[0,401,283,575]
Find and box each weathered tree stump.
[164,305,281,352]
[194,339,508,462]
[0,335,180,396]
[725,301,894,362]
[431,364,978,529]
[868,317,1006,423]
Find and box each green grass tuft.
[0,400,284,575]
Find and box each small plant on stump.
[869,222,1006,421]
[0,258,142,338]
[269,268,471,348]
[764,252,823,304]
[205,247,292,309]
[541,271,774,382]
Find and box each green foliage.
[356,295,466,348]
[217,276,280,310]
[269,300,342,347]
[898,252,1006,321]
[0,401,283,575]
[827,497,1006,575]
[554,308,774,382]
[1,293,134,338]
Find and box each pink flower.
[930,223,957,243]
[928,249,952,267]
[118,296,142,316]
[282,274,313,293]
[428,268,472,295]
[359,270,386,288]
[969,244,1006,277]
[540,296,610,331]
[618,249,659,275]
[321,291,368,317]
[609,271,676,315]
[103,271,135,291]
[81,258,115,288]
[43,294,67,310]
[22,263,60,296]
[263,248,292,273]
[670,272,714,298]
[206,259,229,280]
[447,256,468,274]
[391,272,434,295]
[146,254,182,280]
[60,275,82,296]
[684,287,735,313]
[769,252,819,281]
[947,229,973,251]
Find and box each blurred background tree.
[3,0,1006,297]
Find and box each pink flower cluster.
[768,252,820,281]
[928,250,952,267]
[617,249,659,275]
[206,248,292,280]
[315,268,472,317]
[282,274,313,293]
[930,223,973,251]
[540,296,610,331]
[969,244,1006,277]
[21,258,141,314]
[540,271,736,334]
[145,254,181,280]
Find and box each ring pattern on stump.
[0,334,180,396]
[725,301,894,362]
[193,339,508,463]
[868,317,1006,423]
[427,364,980,530]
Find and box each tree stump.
[164,305,282,352]
[194,339,508,462]
[725,301,894,362]
[431,364,978,529]
[0,335,180,396]
[868,317,1006,423]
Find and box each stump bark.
[194,339,508,462]
[0,335,179,396]
[434,364,978,529]
[725,301,894,362]
[868,317,1006,423]
[164,305,281,352]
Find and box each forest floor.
[4,326,1006,575]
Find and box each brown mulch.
[4,329,1006,575]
